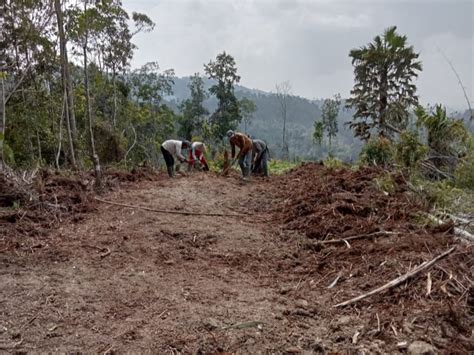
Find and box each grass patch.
[323,157,345,170]
[269,160,300,175]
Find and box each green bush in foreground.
[360,136,394,166]
[395,131,428,168]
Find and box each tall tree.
[178,73,208,140]
[99,4,155,128]
[68,1,104,187]
[239,97,256,134]
[0,73,5,168]
[346,26,422,140]
[54,0,77,168]
[126,62,176,163]
[313,93,341,156]
[276,81,291,158]
[204,51,241,140]
[2,0,56,168]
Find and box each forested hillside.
[165,77,363,161]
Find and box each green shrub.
[360,136,394,166]
[375,173,396,194]
[395,131,428,168]
[323,157,344,169]
[94,122,127,164]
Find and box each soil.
[0,165,472,353]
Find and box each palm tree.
[346,26,422,140]
[416,105,468,156]
[416,105,468,174]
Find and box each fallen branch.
[319,231,399,245]
[94,197,248,217]
[427,213,474,242]
[334,246,456,307]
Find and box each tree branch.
[334,246,456,307]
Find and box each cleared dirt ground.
[0,167,472,353]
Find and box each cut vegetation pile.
[0,166,166,245]
[273,162,424,239]
[267,163,473,352]
[0,164,472,353]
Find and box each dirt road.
[0,174,310,353]
[1,171,471,353]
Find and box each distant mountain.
[164,76,363,161]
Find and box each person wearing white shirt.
[160,139,191,177]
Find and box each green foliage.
[2,141,15,166]
[178,73,208,140]
[313,93,341,156]
[415,105,468,156]
[375,173,396,194]
[395,131,428,168]
[313,121,324,145]
[347,26,422,140]
[128,62,175,104]
[239,97,257,134]
[455,134,474,189]
[323,157,344,170]
[94,122,126,163]
[418,179,464,210]
[204,52,241,140]
[360,136,394,166]
[208,150,227,173]
[268,160,299,175]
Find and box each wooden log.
[427,213,474,242]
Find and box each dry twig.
[95,197,248,217]
[334,246,456,307]
[319,231,398,245]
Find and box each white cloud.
[125,0,473,109]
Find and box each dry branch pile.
[272,163,424,239]
[268,163,473,352]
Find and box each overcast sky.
[123,0,473,110]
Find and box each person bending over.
[251,139,269,177]
[188,141,209,171]
[226,130,253,180]
[161,139,190,177]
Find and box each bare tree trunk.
[36,129,42,164]
[0,76,5,168]
[378,65,391,138]
[276,81,291,160]
[56,90,66,169]
[54,0,77,168]
[83,2,102,190]
[328,135,332,158]
[112,68,117,128]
